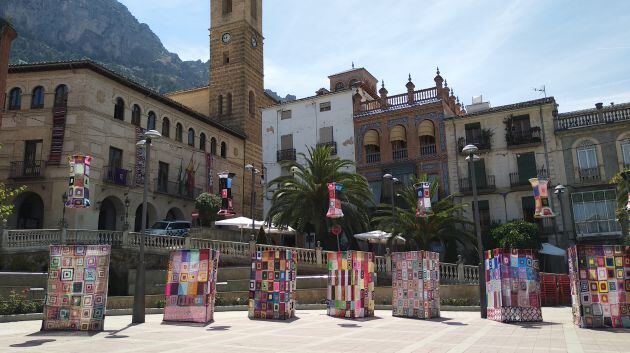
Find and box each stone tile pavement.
[1,307,629,353]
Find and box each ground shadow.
[338,323,361,328]
[509,321,561,329]
[103,323,135,339]
[248,316,300,323]
[10,339,56,347]
[160,320,212,328]
[28,330,99,337]
[207,325,231,331]
[328,315,383,322]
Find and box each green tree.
[267,146,373,250]
[610,168,630,243]
[490,220,541,249]
[0,145,25,227]
[372,175,475,259]
[194,192,221,226]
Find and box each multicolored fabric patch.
[327,251,375,318]
[163,249,219,324]
[391,251,440,319]
[485,248,542,323]
[248,250,296,320]
[42,245,111,331]
[568,245,630,328]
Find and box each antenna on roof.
[533,85,547,98]
[352,61,355,69]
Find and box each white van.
[147,221,191,237]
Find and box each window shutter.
[319,126,333,143]
[517,152,537,184]
[281,134,293,150]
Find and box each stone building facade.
[167,0,273,219]
[444,97,568,246]
[353,69,463,204]
[0,18,17,128]
[554,102,630,242]
[1,61,245,230]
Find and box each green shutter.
[517,152,537,184]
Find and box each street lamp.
[60,192,68,229]
[245,163,260,238]
[383,174,399,238]
[463,144,487,319]
[132,129,161,324]
[554,184,570,244]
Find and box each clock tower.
[209,0,265,218]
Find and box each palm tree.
[267,146,373,250]
[372,175,475,258]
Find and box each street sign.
[331,224,342,236]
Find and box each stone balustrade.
[0,228,479,283]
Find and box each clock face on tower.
[251,36,258,48]
[221,32,231,44]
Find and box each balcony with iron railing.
[509,168,549,188]
[419,144,437,157]
[366,152,381,164]
[392,148,408,161]
[506,127,542,147]
[457,136,491,153]
[103,166,133,187]
[575,166,602,183]
[357,87,439,115]
[9,160,45,179]
[154,178,202,200]
[316,141,337,155]
[276,148,297,162]
[458,175,496,194]
[555,104,630,131]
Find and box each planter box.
[248,250,297,320]
[568,245,630,328]
[485,248,542,322]
[327,251,375,318]
[163,249,220,324]
[392,251,440,319]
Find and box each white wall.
[261,90,356,215]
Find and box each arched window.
[199,133,207,151]
[8,87,22,110]
[114,97,125,120]
[31,86,45,109]
[54,84,68,107]
[188,128,195,146]
[218,95,223,115]
[390,125,407,160]
[227,93,232,114]
[222,0,232,14]
[147,111,156,130]
[220,142,227,158]
[364,129,380,163]
[417,120,436,156]
[131,104,141,126]
[334,82,344,91]
[248,91,255,115]
[175,123,183,142]
[162,117,170,138]
[211,137,217,155]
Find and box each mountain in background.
[0,0,208,93]
[264,89,296,103]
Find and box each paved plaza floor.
[1,308,629,353]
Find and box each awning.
[539,242,566,256]
[353,230,405,244]
[364,130,379,146]
[417,120,435,137]
[390,125,406,142]
[215,216,264,228]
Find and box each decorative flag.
[529,178,555,218]
[206,153,214,193]
[326,182,344,219]
[66,154,92,208]
[416,182,432,218]
[185,155,195,197]
[217,171,236,216]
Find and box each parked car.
[147,221,191,237]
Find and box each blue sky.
[119,0,630,112]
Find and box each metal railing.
[575,167,602,183]
[507,127,542,146]
[458,175,496,194]
[276,148,297,162]
[419,144,437,156]
[358,87,439,114]
[458,136,491,152]
[366,152,381,164]
[9,160,45,178]
[509,168,549,187]
[555,105,630,131]
[154,178,202,200]
[316,141,337,155]
[0,228,480,283]
[392,149,408,160]
[103,166,132,186]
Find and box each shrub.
[195,193,222,226]
[490,220,541,250]
[0,289,43,315]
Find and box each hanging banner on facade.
[134,126,146,186]
[529,178,555,218]
[66,154,92,208]
[416,182,432,218]
[326,182,344,219]
[217,171,235,216]
[206,153,214,193]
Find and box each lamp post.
[463,144,486,318]
[383,174,399,236]
[554,184,570,244]
[60,192,68,228]
[245,163,260,238]
[124,195,130,230]
[132,129,161,324]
